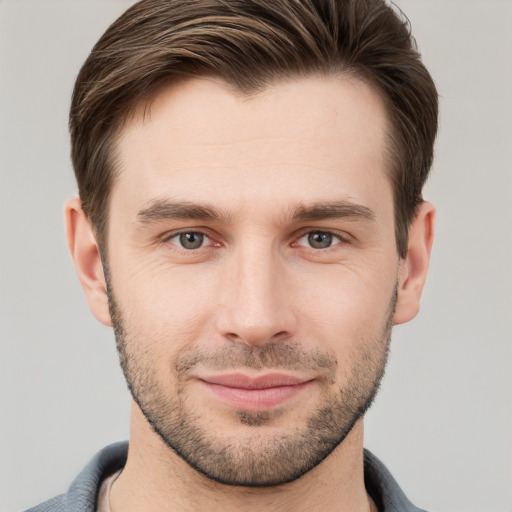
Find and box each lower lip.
[200,381,313,411]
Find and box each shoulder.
[24,441,128,512]
[24,494,67,512]
[364,449,428,512]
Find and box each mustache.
[174,341,338,382]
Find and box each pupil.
[180,232,203,249]
[308,232,332,249]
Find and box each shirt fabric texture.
[25,441,427,512]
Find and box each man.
[27,0,437,510]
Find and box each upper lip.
[199,373,312,389]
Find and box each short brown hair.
[70,0,438,257]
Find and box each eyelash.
[164,230,217,251]
[162,228,349,252]
[293,229,348,251]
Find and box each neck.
[110,402,374,512]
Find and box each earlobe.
[393,201,435,325]
[65,197,112,327]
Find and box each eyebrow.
[290,201,376,222]
[136,199,231,224]
[135,198,376,226]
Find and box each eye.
[297,231,342,249]
[168,231,209,250]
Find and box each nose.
[215,238,298,347]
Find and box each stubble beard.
[107,279,394,487]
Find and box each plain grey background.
[0,1,511,511]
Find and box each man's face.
[106,76,401,485]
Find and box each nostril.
[224,332,243,343]
[222,329,292,347]
[272,331,291,341]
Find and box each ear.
[65,197,112,327]
[393,201,435,325]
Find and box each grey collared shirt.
[25,441,427,512]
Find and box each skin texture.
[66,75,435,511]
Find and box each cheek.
[109,238,398,360]
[110,257,220,356]
[293,261,397,349]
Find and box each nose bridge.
[217,235,296,346]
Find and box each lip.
[197,373,314,411]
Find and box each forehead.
[112,75,391,217]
